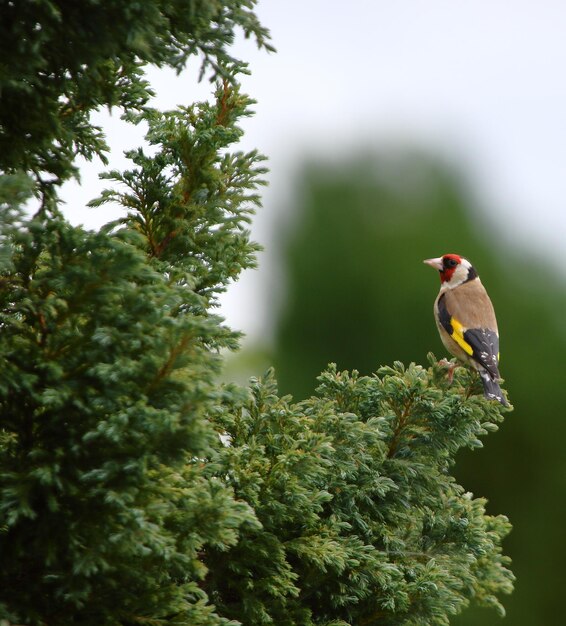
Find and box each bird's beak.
[423,257,443,271]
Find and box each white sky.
[61,0,566,342]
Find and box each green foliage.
[0,1,271,623]
[90,79,267,293]
[206,362,513,625]
[0,214,258,624]
[0,0,272,199]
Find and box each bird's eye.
[444,257,458,268]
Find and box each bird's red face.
[438,254,462,283]
[423,253,463,284]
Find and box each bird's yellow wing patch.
[449,317,474,356]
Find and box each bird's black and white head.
[423,254,478,290]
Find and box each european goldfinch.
[424,253,507,405]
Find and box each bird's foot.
[438,359,459,384]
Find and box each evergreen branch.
[386,397,415,458]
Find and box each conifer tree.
[0,2,513,625]
[206,362,513,626]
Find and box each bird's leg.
[438,358,459,384]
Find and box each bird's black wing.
[437,294,500,379]
[462,327,500,380]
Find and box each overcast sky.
[62,1,566,341]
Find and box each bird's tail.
[479,370,508,406]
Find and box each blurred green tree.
[272,152,484,398]
[272,151,566,625]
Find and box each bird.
[423,253,508,405]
